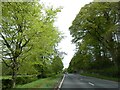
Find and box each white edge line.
[88,82,95,86]
[58,74,65,90]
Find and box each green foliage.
[68,2,120,78]
[2,62,12,76]
[1,1,62,87]
[51,56,64,74]
[81,72,119,82]
[63,68,68,73]
[2,79,12,89]
[16,76,37,85]
[18,60,38,75]
[1,75,37,89]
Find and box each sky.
[40,0,93,68]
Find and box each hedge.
[1,75,37,89]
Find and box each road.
[60,74,119,90]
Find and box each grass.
[15,74,63,88]
[81,73,119,82]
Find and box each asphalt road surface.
[60,74,119,90]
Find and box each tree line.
[68,1,120,79]
[1,1,63,88]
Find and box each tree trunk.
[12,69,16,88]
[12,59,17,88]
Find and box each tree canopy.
[68,2,120,78]
[1,1,63,87]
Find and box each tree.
[70,2,120,64]
[1,2,41,87]
[51,55,64,74]
[1,2,61,87]
[21,6,62,78]
[69,2,120,77]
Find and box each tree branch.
[2,58,11,67]
[21,38,31,48]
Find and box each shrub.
[89,66,119,78]
[1,75,38,89]
[16,76,37,85]
[16,77,26,84]
[37,74,47,79]
[1,79,12,90]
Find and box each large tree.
[69,2,120,76]
[1,1,61,87]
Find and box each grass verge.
[15,74,63,88]
[81,73,119,82]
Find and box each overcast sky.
[40,0,93,68]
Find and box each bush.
[16,77,26,84]
[1,79,12,90]
[88,66,119,78]
[1,75,38,89]
[37,74,47,79]
[16,76,37,85]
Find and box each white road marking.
[88,82,94,86]
[58,74,65,90]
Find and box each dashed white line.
[88,82,95,86]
